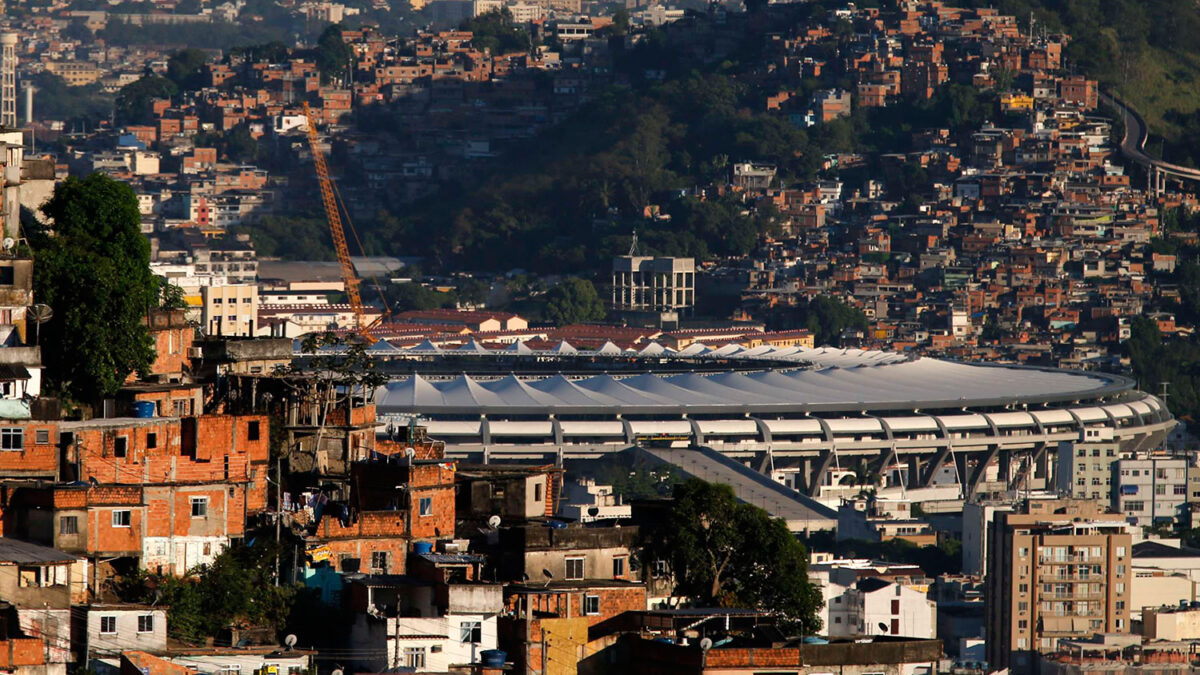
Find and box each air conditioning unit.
[188,347,203,359]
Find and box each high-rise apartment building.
[1056,427,1121,500]
[985,498,1133,671]
[1112,454,1188,526]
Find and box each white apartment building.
[1113,454,1188,526]
[827,577,937,639]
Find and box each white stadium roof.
[374,344,1136,416]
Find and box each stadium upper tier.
[372,344,1144,416]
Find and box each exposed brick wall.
[0,638,45,667]
[0,422,62,477]
[89,503,146,554]
[409,485,455,539]
[505,585,647,628]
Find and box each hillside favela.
[4,0,1200,674]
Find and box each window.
[566,557,584,580]
[112,510,131,528]
[403,647,425,669]
[583,594,600,615]
[371,551,388,572]
[114,437,127,458]
[653,560,668,576]
[460,620,482,643]
[100,616,117,634]
[146,433,157,449]
[534,482,543,502]
[59,516,78,535]
[191,497,208,518]
[1116,601,1125,610]
[248,421,260,441]
[34,429,49,445]
[138,615,154,633]
[613,556,626,578]
[0,427,22,450]
[419,497,432,516]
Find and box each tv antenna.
[628,230,640,256]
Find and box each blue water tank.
[132,402,156,418]
[480,650,506,667]
[412,541,434,555]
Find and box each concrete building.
[557,478,630,523]
[1113,454,1188,526]
[1056,427,1121,500]
[1142,604,1200,641]
[985,498,1134,671]
[345,574,503,673]
[1130,568,1194,621]
[82,605,169,663]
[827,577,937,639]
[610,256,695,314]
[201,284,259,337]
[837,497,937,546]
[962,501,1013,576]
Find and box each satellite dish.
[699,638,713,651]
[28,304,51,346]
[404,446,416,459]
[878,622,889,633]
[487,514,502,529]
[28,304,51,323]
[331,670,343,675]
[542,568,554,579]
[2,238,14,251]
[284,634,297,649]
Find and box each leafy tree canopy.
[31,173,157,402]
[799,296,869,346]
[544,278,605,326]
[460,9,530,55]
[113,542,295,643]
[643,479,822,633]
[115,75,177,124]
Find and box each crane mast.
[302,102,367,334]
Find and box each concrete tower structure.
[0,33,16,129]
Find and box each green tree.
[800,296,869,346]
[543,278,605,326]
[644,479,822,633]
[30,174,157,402]
[314,24,353,82]
[114,541,296,643]
[461,9,530,54]
[387,282,457,312]
[166,48,209,90]
[115,75,177,124]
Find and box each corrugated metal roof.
[0,538,78,564]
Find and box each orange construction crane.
[302,102,380,341]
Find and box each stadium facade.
[370,342,1174,498]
